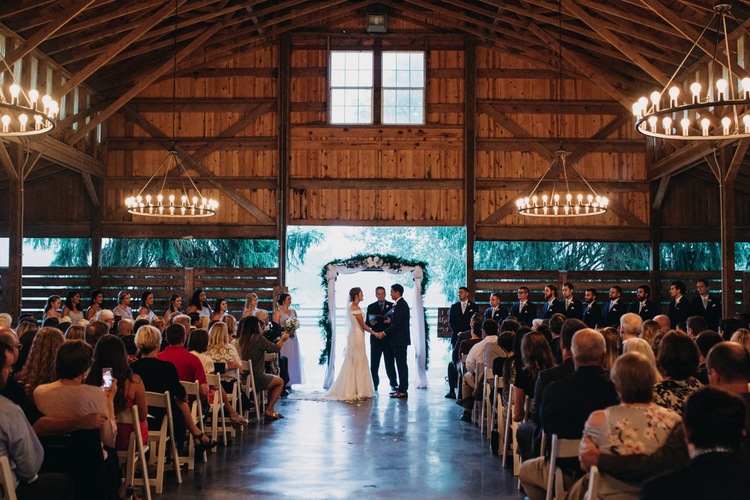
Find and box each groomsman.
[690,279,722,331]
[668,280,692,329]
[510,287,537,327]
[449,287,478,348]
[366,286,397,392]
[541,285,566,319]
[582,288,602,329]
[561,282,583,320]
[629,284,657,321]
[484,292,508,322]
[601,286,627,327]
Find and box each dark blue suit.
[542,298,566,319]
[582,302,602,329]
[628,299,657,321]
[366,300,396,390]
[562,298,583,320]
[510,301,537,326]
[668,297,692,329]
[601,299,627,328]
[384,297,410,393]
[690,295,722,331]
[484,306,508,323]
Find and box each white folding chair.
[480,365,494,437]
[240,359,262,422]
[471,362,484,426]
[0,456,17,500]
[144,391,183,494]
[180,380,207,469]
[221,369,242,437]
[205,373,228,449]
[587,465,600,500]
[116,405,152,500]
[545,434,582,500]
[492,374,505,452]
[502,384,517,474]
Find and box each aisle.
[161,383,525,499]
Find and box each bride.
[326,287,379,400]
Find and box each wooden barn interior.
[1,0,750,323]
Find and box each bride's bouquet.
[284,317,300,337]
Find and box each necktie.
[461,302,466,314]
[639,302,644,314]
[380,302,384,313]
[567,299,571,309]
[703,296,708,309]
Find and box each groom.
[366,286,397,392]
[381,284,410,398]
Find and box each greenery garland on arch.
[318,253,430,369]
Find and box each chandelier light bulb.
[743,115,750,133]
[701,118,711,136]
[566,193,572,203]
[668,86,680,107]
[157,194,163,204]
[690,82,702,103]
[648,115,658,132]
[577,193,583,203]
[681,118,691,136]
[721,116,732,135]
[9,84,20,103]
[663,116,672,134]
[28,89,39,107]
[18,114,27,131]
[743,78,750,98]
[553,194,560,204]
[716,79,728,100]
[650,91,661,111]
[542,194,548,204]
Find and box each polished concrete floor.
[159,381,525,499]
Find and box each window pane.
[330,51,373,124]
[383,69,396,87]
[331,69,345,87]
[396,68,409,87]
[382,53,396,70]
[410,70,424,87]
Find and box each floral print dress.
[585,403,682,499]
[653,376,702,416]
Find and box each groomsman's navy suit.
[510,301,537,327]
[628,300,657,321]
[601,299,627,328]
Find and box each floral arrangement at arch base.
[318,254,430,369]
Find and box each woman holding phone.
[85,335,148,452]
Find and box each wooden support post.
[719,179,736,318]
[184,268,194,303]
[465,36,477,296]
[7,143,22,323]
[278,34,290,287]
[650,183,662,314]
[91,192,103,291]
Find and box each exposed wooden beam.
[725,140,750,185]
[106,137,277,151]
[54,0,185,99]
[21,135,106,177]
[288,178,463,190]
[2,0,97,66]
[476,179,649,192]
[561,0,670,86]
[648,140,735,180]
[652,175,671,210]
[478,100,624,115]
[127,97,276,113]
[191,102,275,162]
[104,176,278,190]
[81,172,99,206]
[607,199,648,227]
[66,21,224,145]
[100,223,277,240]
[0,141,18,181]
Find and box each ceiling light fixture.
[516,0,608,217]
[633,3,750,141]
[0,58,58,137]
[124,0,217,218]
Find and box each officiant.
[366,286,398,392]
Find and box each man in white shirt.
[458,319,498,421]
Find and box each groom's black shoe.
[390,391,407,399]
[445,390,456,399]
[460,411,472,423]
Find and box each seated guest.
[85,335,148,452]
[158,324,208,398]
[445,313,483,399]
[236,316,289,422]
[584,352,681,498]
[514,331,555,461]
[719,317,743,341]
[17,327,65,397]
[730,328,750,354]
[640,319,660,346]
[519,329,619,500]
[118,318,138,362]
[33,340,121,498]
[85,320,110,349]
[131,325,216,453]
[640,387,750,499]
[14,322,38,372]
[654,331,702,416]
[187,328,248,425]
[457,319,498,420]
[694,330,722,384]
[64,324,85,340]
[518,319,586,462]
[622,337,659,382]
[685,315,708,340]
[33,340,117,448]
[205,321,242,375]
[599,327,620,369]
[0,313,12,328]
[501,326,531,409]
[0,340,73,500]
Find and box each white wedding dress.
[326,307,374,400]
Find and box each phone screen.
[102,368,113,389]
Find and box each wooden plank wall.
[1,266,279,317]
[288,30,466,225]
[101,46,279,238]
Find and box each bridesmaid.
[43,295,62,320]
[164,294,182,324]
[62,290,85,323]
[86,290,104,321]
[273,293,304,387]
[113,291,133,320]
[138,291,155,321]
[242,293,259,318]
